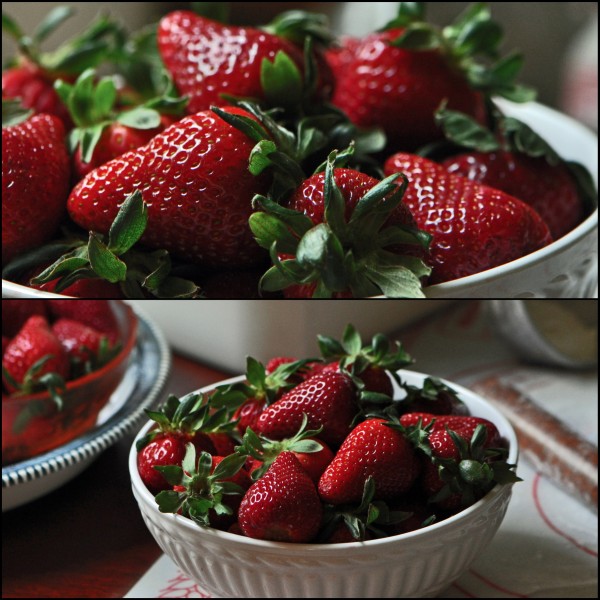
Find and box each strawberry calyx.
[3,191,201,299]
[136,392,235,452]
[154,443,248,527]
[235,414,324,480]
[382,2,536,104]
[55,68,187,166]
[262,10,334,47]
[317,323,413,396]
[249,151,432,298]
[319,476,412,542]
[210,356,314,416]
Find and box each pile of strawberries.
[2,3,596,298]
[136,325,519,543]
[2,300,121,401]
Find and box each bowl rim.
[129,370,519,552]
[2,300,139,404]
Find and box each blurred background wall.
[3,2,598,129]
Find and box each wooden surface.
[2,353,230,599]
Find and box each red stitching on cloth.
[532,473,598,557]
[158,571,211,598]
[469,569,529,597]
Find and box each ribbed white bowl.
[129,370,519,599]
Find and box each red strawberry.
[329,5,532,151]
[238,452,323,543]
[157,11,326,115]
[331,29,485,151]
[2,315,70,395]
[137,432,189,494]
[318,418,419,505]
[254,371,359,447]
[51,318,113,364]
[154,446,250,530]
[443,151,583,240]
[252,156,432,299]
[384,153,553,284]
[67,107,270,269]
[2,62,73,129]
[30,274,125,299]
[2,107,70,266]
[1,300,48,338]
[48,301,119,343]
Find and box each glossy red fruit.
[2,62,73,129]
[48,301,119,343]
[137,432,188,494]
[330,29,486,151]
[52,318,109,363]
[2,315,70,394]
[2,113,70,266]
[73,117,176,180]
[30,275,125,299]
[67,107,270,269]
[318,418,419,505]
[238,452,323,543]
[254,371,359,447]
[384,153,553,284]
[442,151,584,240]
[157,11,306,115]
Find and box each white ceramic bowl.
[3,100,595,300]
[129,370,519,599]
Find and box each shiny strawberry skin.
[384,153,553,284]
[51,318,107,363]
[137,432,188,494]
[67,107,270,269]
[238,452,323,543]
[2,315,70,393]
[288,168,418,232]
[2,62,73,129]
[2,113,70,266]
[158,11,305,115]
[1,300,48,338]
[254,371,359,447]
[331,29,486,150]
[318,418,419,505]
[48,301,119,343]
[442,151,584,240]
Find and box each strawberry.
[54,68,185,181]
[329,4,534,151]
[316,324,413,397]
[136,392,234,494]
[2,315,70,396]
[2,102,71,266]
[397,378,466,417]
[254,370,359,447]
[238,451,323,543]
[210,356,312,436]
[384,153,553,284]
[154,444,250,530]
[251,152,432,299]
[434,106,594,240]
[48,301,119,343]
[157,10,331,115]
[30,274,126,299]
[237,415,334,483]
[67,107,271,270]
[318,418,419,505]
[1,300,48,338]
[51,318,121,377]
